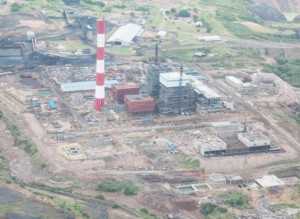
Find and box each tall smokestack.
[95,19,105,111]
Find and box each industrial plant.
[0,0,300,219]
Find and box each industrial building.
[158,71,196,114]
[192,80,223,111]
[146,63,172,98]
[111,83,140,103]
[255,175,285,188]
[125,95,155,113]
[60,80,119,92]
[225,75,257,94]
[200,134,228,156]
[107,23,144,46]
[146,56,222,114]
[200,124,276,157]
[238,131,271,151]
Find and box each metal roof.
[192,80,221,99]
[159,72,191,88]
[108,23,144,44]
[61,80,119,92]
[255,175,284,188]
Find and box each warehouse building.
[60,80,119,92]
[108,23,144,46]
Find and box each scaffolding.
[146,63,171,98]
[158,70,196,115]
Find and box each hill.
[254,0,300,12]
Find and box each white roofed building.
[191,80,223,110]
[255,175,285,188]
[108,23,144,46]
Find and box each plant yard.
[0,0,300,218]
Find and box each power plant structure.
[95,19,105,111]
[157,67,197,114]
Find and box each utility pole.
[155,41,159,65]
[179,65,183,114]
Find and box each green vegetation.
[112,4,126,9]
[135,5,150,13]
[112,204,120,209]
[177,154,200,170]
[222,192,249,209]
[58,200,89,219]
[297,183,300,194]
[1,114,37,156]
[294,114,300,124]
[107,47,136,56]
[10,3,23,12]
[138,208,159,219]
[197,0,297,41]
[95,194,105,200]
[0,156,9,180]
[200,203,228,216]
[97,179,138,196]
[263,57,300,88]
[82,0,105,7]
[162,48,196,62]
[177,9,191,18]
[6,122,37,156]
[206,45,262,69]
[271,203,300,210]
[200,202,236,219]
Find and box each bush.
[123,185,138,196]
[97,180,139,196]
[112,204,120,209]
[95,194,105,200]
[223,192,249,209]
[139,208,159,219]
[200,203,217,215]
[200,203,227,216]
[97,180,123,193]
[177,9,191,17]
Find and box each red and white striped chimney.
[95,19,105,111]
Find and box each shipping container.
[125,95,155,113]
[111,83,139,103]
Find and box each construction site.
[1,0,300,219]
